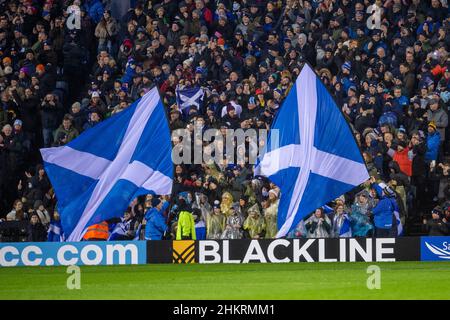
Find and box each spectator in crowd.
[33,200,50,227]
[243,203,266,239]
[109,209,139,241]
[27,212,47,242]
[6,198,26,221]
[193,208,206,240]
[176,200,196,240]
[53,114,79,147]
[95,9,119,54]
[206,200,225,239]
[305,208,331,238]
[47,210,63,242]
[331,203,352,238]
[423,206,449,236]
[263,189,279,239]
[372,182,399,237]
[144,197,169,240]
[443,203,450,231]
[350,190,374,237]
[221,204,244,239]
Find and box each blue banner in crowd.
[420,237,450,261]
[0,241,147,267]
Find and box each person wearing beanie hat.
[19,66,30,76]
[13,119,22,128]
[151,197,161,208]
[2,57,11,66]
[144,197,169,240]
[428,121,437,131]
[423,206,448,236]
[36,64,45,74]
[122,38,133,50]
[223,60,232,70]
[342,61,352,72]
[217,37,226,46]
[425,120,441,162]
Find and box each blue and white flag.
[176,86,204,113]
[41,87,173,241]
[394,209,403,236]
[255,64,369,238]
[339,215,352,237]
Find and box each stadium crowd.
[0,0,449,242]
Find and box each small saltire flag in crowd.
[176,86,204,113]
[41,87,173,241]
[254,64,370,238]
[338,215,352,237]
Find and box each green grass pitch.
[1,262,449,300]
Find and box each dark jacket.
[27,221,47,242]
[411,141,427,178]
[40,101,61,129]
[424,218,449,236]
[13,91,40,134]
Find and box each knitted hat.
[123,39,133,49]
[20,66,30,76]
[151,198,161,208]
[428,121,437,131]
[36,64,45,72]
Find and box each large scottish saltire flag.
[176,86,204,113]
[254,64,369,238]
[40,87,173,241]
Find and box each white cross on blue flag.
[255,64,369,238]
[41,87,173,241]
[176,86,204,113]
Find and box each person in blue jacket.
[144,197,169,240]
[84,0,105,24]
[371,181,398,238]
[425,122,441,162]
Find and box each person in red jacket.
[387,140,412,177]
